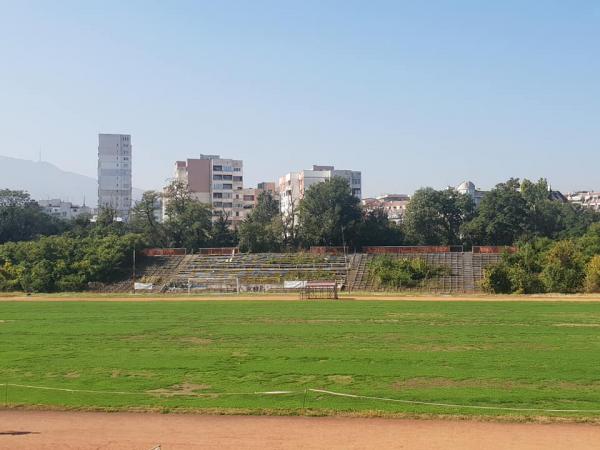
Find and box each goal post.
[299,281,338,300]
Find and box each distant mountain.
[0,155,144,207]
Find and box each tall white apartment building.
[171,155,244,227]
[278,165,361,214]
[98,134,132,219]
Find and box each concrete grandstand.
[102,247,508,294]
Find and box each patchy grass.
[1,300,600,420]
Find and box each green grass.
[2,299,600,420]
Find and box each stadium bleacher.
[102,250,503,294]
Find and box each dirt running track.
[1,411,600,450]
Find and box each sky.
[0,0,598,197]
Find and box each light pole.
[132,245,136,294]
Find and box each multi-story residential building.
[279,172,302,216]
[170,155,244,226]
[98,133,132,219]
[362,194,410,224]
[237,182,280,220]
[256,181,279,200]
[38,199,92,220]
[567,191,600,211]
[278,165,361,214]
[241,187,257,219]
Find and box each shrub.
[368,255,449,289]
[0,233,142,292]
[541,240,585,293]
[585,255,600,293]
[481,263,512,293]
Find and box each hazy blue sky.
[1,1,598,196]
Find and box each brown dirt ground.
[1,410,599,449]
[3,293,600,302]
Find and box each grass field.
[2,298,600,420]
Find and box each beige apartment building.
[362,194,410,224]
[167,155,279,227]
[169,155,244,227]
[279,165,361,215]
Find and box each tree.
[297,177,362,248]
[0,189,66,244]
[585,255,600,293]
[480,240,549,294]
[238,192,282,252]
[356,208,404,247]
[461,179,528,245]
[520,178,598,240]
[162,181,212,250]
[68,212,94,237]
[0,233,143,292]
[208,211,238,247]
[463,178,599,246]
[130,191,165,246]
[404,187,474,245]
[541,240,585,293]
[558,204,600,239]
[577,223,600,260]
[281,201,299,250]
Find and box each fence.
[363,246,464,254]
[196,247,240,256]
[472,246,517,254]
[142,248,187,257]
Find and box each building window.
[213,174,223,180]
[233,167,241,172]
[233,176,243,182]
[222,174,233,180]
[213,165,222,172]
[213,193,223,199]
[222,184,232,190]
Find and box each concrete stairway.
[462,252,475,292]
[348,254,374,291]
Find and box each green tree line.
[482,224,600,294]
[1,176,599,292]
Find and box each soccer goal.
[299,281,339,300]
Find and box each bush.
[0,233,143,292]
[481,263,512,293]
[541,240,585,294]
[368,255,449,289]
[585,255,600,293]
